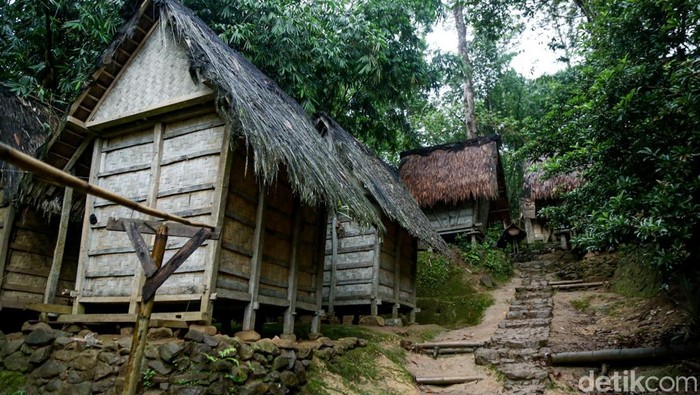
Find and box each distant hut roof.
[399,136,503,208]
[31,0,379,226]
[523,161,582,201]
[314,113,451,255]
[0,85,58,199]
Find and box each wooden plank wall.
[397,229,418,306]
[377,218,398,302]
[322,214,378,305]
[0,207,79,308]
[78,112,224,305]
[425,200,475,235]
[218,148,323,312]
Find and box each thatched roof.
[31,0,380,226]
[314,113,450,255]
[0,85,58,200]
[523,161,582,201]
[399,136,503,208]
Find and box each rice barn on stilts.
[521,161,581,249]
[13,0,379,337]
[0,86,84,319]
[399,136,511,243]
[313,114,451,324]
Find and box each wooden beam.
[0,142,214,229]
[283,205,303,336]
[42,188,73,320]
[311,210,328,335]
[414,376,483,385]
[27,303,72,315]
[141,228,212,301]
[46,136,94,195]
[392,226,403,319]
[123,225,167,395]
[123,221,157,277]
[73,139,103,314]
[371,227,382,317]
[242,187,265,331]
[328,215,338,316]
[0,206,16,289]
[107,217,220,240]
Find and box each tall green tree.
[184,0,442,153]
[521,0,700,273]
[0,0,123,103]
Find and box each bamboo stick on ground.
[547,345,700,366]
[548,279,584,286]
[415,376,483,385]
[552,281,605,290]
[413,341,485,349]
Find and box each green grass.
[416,292,494,328]
[570,296,592,312]
[0,371,26,395]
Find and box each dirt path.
[405,274,519,394]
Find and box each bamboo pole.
[547,345,700,366]
[552,281,605,290]
[0,142,214,229]
[122,225,167,395]
[414,341,485,349]
[415,376,483,385]
[41,187,73,321]
[548,279,584,286]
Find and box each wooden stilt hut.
[17,0,379,335]
[399,136,510,243]
[313,114,451,322]
[0,86,79,313]
[521,161,581,248]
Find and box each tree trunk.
[453,4,477,139]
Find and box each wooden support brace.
[328,215,338,316]
[0,205,15,289]
[123,220,157,277]
[243,187,265,331]
[107,217,220,239]
[141,227,212,301]
[283,205,303,337]
[122,225,167,395]
[42,187,73,320]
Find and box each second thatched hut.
[399,136,510,243]
[314,114,450,323]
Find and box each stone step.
[474,347,541,365]
[502,383,546,395]
[511,298,551,306]
[499,362,549,381]
[515,285,552,293]
[509,304,551,312]
[498,318,551,329]
[514,292,552,300]
[506,309,552,320]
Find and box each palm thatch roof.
[0,85,58,201]
[523,161,582,201]
[399,136,503,208]
[29,0,379,226]
[314,113,450,255]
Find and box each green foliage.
[457,228,513,282]
[184,0,441,153]
[416,251,459,296]
[0,371,26,394]
[520,0,700,275]
[416,292,493,327]
[142,368,156,390]
[0,0,124,103]
[570,296,592,313]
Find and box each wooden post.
[129,122,164,314]
[283,205,302,338]
[243,187,265,331]
[370,228,382,317]
[0,205,15,290]
[392,227,403,319]
[311,210,328,335]
[41,187,73,321]
[122,225,167,395]
[328,215,338,316]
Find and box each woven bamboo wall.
[90,25,212,125]
[0,208,78,307]
[80,112,224,301]
[322,213,378,304]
